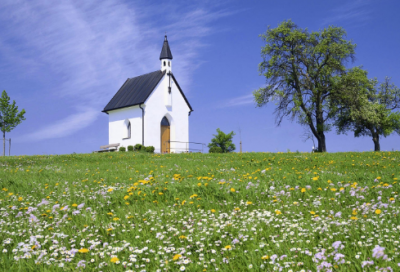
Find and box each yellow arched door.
[161,117,170,153]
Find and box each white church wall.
[108,106,142,148]
[144,74,190,153]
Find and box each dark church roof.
[159,35,173,60]
[103,70,165,112]
[103,70,193,113]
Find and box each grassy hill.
[0,151,399,271]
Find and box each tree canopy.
[254,20,357,152]
[334,74,400,151]
[208,128,236,153]
[0,90,26,155]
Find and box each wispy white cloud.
[0,0,230,142]
[322,0,371,27]
[219,94,255,108]
[15,108,100,142]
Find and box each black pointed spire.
[159,35,173,60]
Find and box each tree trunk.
[372,133,380,151]
[2,130,5,157]
[317,132,327,152]
[316,110,327,152]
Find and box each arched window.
[127,121,131,138]
[168,61,170,67]
[161,116,170,126]
[123,119,131,139]
[163,61,166,66]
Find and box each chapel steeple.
[160,35,173,72]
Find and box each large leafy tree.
[335,74,400,151]
[0,90,26,156]
[208,128,236,153]
[253,20,357,152]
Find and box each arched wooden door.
[161,117,170,153]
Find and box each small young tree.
[208,128,236,153]
[0,90,26,156]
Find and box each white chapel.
[103,36,193,153]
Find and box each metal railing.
[162,140,206,153]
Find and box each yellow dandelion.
[224,245,232,250]
[173,254,182,261]
[375,209,381,215]
[113,217,120,221]
[211,209,216,213]
[310,211,315,215]
[261,255,269,260]
[275,210,282,215]
[72,204,78,207]
[110,257,119,263]
[301,188,306,193]
[78,248,89,253]
[312,176,319,181]
[246,201,253,205]
[230,188,235,192]
[107,188,113,192]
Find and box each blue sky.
[1,0,399,155]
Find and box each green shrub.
[209,146,223,153]
[127,145,134,152]
[119,146,126,152]
[208,128,235,153]
[134,144,143,151]
[145,146,155,153]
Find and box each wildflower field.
[0,151,399,272]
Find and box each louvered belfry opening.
[161,117,170,153]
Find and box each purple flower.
[77,260,86,268]
[37,199,49,207]
[270,254,278,263]
[29,214,38,223]
[372,245,386,259]
[232,238,239,244]
[72,210,80,215]
[77,203,85,209]
[317,261,332,271]
[332,241,342,250]
[52,204,60,211]
[314,252,326,261]
[333,253,345,262]
[361,260,374,268]
[334,212,342,218]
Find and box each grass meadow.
[0,151,399,271]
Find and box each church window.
[124,119,131,139]
[164,61,166,66]
[161,116,170,126]
[168,61,170,67]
